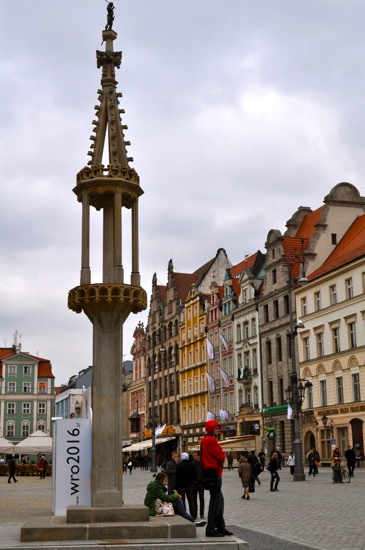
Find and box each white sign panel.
[53,419,92,516]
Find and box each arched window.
[21,420,30,438]
[6,420,15,438]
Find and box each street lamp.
[286,238,311,481]
[321,414,334,438]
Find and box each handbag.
[202,467,219,490]
[154,498,175,516]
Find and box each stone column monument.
[68,13,147,508]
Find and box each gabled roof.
[283,208,323,278]
[231,252,258,277]
[175,273,200,302]
[0,348,54,378]
[309,214,365,280]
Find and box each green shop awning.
[262,405,288,416]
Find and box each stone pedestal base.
[20,505,196,543]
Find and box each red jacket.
[201,434,225,478]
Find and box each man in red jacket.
[201,420,233,537]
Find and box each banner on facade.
[53,418,92,516]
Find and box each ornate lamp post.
[285,238,312,481]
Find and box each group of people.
[7,454,48,483]
[144,419,233,537]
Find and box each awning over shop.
[218,436,256,452]
[122,436,176,453]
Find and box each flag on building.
[287,404,293,420]
[207,411,215,420]
[155,424,166,436]
[205,371,215,393]
[218,366,230,387]
[206,338,214,359]
[219,332,229,352]
[219,409,229,421]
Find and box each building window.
[252,348,258,373]
[244,323,249,339]
[195,404,199,422]
[307,384,313,409]
[22,402,31,415]
[244,351,250,370]
[6,421,15,438]
[268,380,274,407]
[352,373,361,402]
[182,380,186,396]
[23,382,31,393]
[7,402,15,415]
[37,421,46,432]
[276,336,282,362]
[320,380,327,406]
[38,382,46,393]
[188,406,192,423]
[21,421,30,438]
[315,292,321,311]
[251,318,256,337]
[188,378,192,394]
[273,300,279,319]
[266,341,272,365]
[330,285,337,305]
[303,337,310,361]
[264,304,269,323]
[242,289,248,304]
[336,376,344,404]
[346,278,353,299]
[8,365,17,375]
[316,333,324,357]
[301,297,307,316]
[331,233,337,245]
[284,295,289,315]
[8,382,16,393]
[38,402,46,415]
[236,323,242,341]
[272,269,277,284]
[349,322,357,348]
[332,327,340,353]
[194,376,199,393]
[23,365,32,376]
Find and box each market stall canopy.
[0,436,15,453]
[14,430,53,454]
[122,436,176,453]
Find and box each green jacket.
[144,480,179,516]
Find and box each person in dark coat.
[306,449,316,476]
[345,446,356,477]
[8,456,17,484]
[175,452,197,519]
[268,452,280,491]
[165,451,180,494]
[192,450,205,519]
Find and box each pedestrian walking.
[227,452,234,470]
[258,448,266,471]
[127,458,133,474]
[165,451,180,494]
[286,451,295,476]
[306,449,316,476]
[192,450,205,519]
[175,452,197,519]
[268,451,280,491]
[345,446,356,477]
[238,456,252,500]
[8,456,17,484]
[38,455,47,479]
[313,449,320,475]
[201,420,232,537]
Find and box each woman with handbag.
[144,472,206,526]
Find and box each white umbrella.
[0,436,14,454]
[15,430,53,454]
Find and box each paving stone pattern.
[0,466,364,549]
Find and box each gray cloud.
[1,0,365,384]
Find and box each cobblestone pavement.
[0,467,364,549]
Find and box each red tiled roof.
[231,252,257,277]
[156,285,167,303]
[0,348,54,378]
[296,206,324,239]
[283,208,323,279]
[175,273,200,301]
[309,214,365,280]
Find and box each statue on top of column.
[105,2,115,30]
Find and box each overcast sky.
[1,0,365,385]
